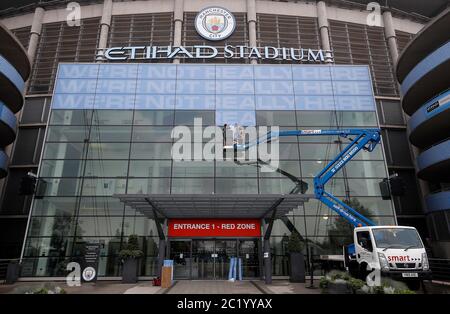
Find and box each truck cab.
[353,226,432,289]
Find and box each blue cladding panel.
[0,54,25,93]
[216,110,256,126]
[52,64,375,112]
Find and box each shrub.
[119,234,144,260]
[287,232,304,253]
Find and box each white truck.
[345,226,432,290]
[232,128,432,290]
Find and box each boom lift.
[227,128,431,288]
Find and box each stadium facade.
[0,0,448,280]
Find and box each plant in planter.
[319,271,416,294]
[119,235,143,283]
[287,232,305,283]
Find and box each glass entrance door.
[170,239,259,279]
[169,240,191,279]
[239,240,260,278]
[215,240,237,279]
[192,240,215,279]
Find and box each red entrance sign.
[168,219,261,237]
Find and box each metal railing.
[429,258,450,281]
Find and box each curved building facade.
[0,22,30,178]
[0,0,447,279]
[397,8,450,258]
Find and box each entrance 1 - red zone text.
[168,219,261,237]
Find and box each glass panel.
[127,178,170,194]
[171,178,214,194]
[43,142,86,160]
[275,143,299,160]
[28,216,76,237]
[134,95,175,110]
[136,80,176,94]
[216,110,256,126]
[128,160,171,177]
[344,161,387,178]
[46,126,90,142]
[255,81,293,95]
[256,111,296,126]
[33,197,78,216]
[348,179,382,196]
[259,178,297,194]
[89,126,132,142]
[299,144,339,159]
[130,143,172,159]
[81,178,127,196]
[40,160,84,177]
[49,109,92,125]
[296,111,336,126]
[216,95,255,110]
[254,66,292,80]
[91,110,133,125]
[335,111,377,127]
[259,160,300,178]
[255,95,295,110]
[174,110,215,125]
[215,178,258,194]
[132,126,173,142]
[133,110,174,125]
[176,95,215,110]
[40,178,83,196]
[216,80,254,94]
[79,197,125,216]
[87,143,130,159]
[123,217,158,236]
[84,160,128,177]
[172,161,214,177]
[76,216,124,236]
[176,80,215,94]
[215,161,258,177]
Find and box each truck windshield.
[372,228,423,249]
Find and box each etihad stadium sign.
[97,6,333,63]
[97,45,333,63]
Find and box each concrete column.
[247,0,257,65]
[316,1,333,63]
[27,7,45,66]
[97,0,113,62]
[382,11,429,217]
[382,10,399,65]
[173,0,184,64]
[158,239,166,277]
[263,238,272,284]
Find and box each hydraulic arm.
[232,128,382,227]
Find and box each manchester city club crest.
[195,7,236,41]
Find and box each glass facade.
[22,63,395,277]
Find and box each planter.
[327,282,352,294]
[122,258,139,283]
[289,252,305,283]
[5,261,20,284]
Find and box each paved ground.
[166,280,262,294]
[0,281,164,294]
[0,279,448,294]
[253,280,321,294]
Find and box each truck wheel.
[359,264,369,281]
[406,280,421,291]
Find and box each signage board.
[168,219,261,237]
[81,242,101,282]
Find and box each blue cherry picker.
[226,127,431,289]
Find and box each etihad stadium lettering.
[97,45,333,63]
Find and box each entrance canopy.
[114,194,313,219]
